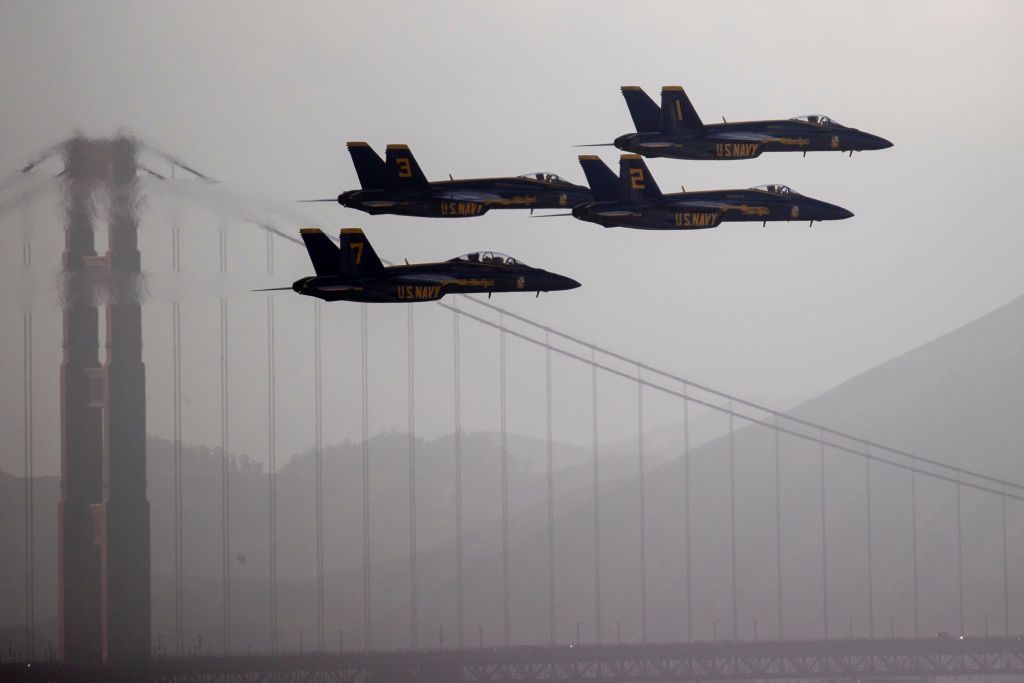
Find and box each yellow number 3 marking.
[629,168,646,190]
[397,158,412,178]
[351,242,364,265]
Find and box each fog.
[1,0,1023,660]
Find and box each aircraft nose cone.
[548,273,581,291]
[821,203,854,220]
[862,133,893,150]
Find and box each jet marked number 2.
[350,242,364,265]
[629,168,646,190]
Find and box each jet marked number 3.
[397,158,412,178]
[351,242,364,265]
[629,168,646,190]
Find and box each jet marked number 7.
[351,242,364,265]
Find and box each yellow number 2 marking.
[629,167,646,190]
[397,158,412,178]
[350,242,364,265]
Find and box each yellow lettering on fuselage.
[714,143,760,158]
[396,285,443,301]
[674,211,718,228]
[440,200,484,217]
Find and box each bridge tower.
[58,135,149,663]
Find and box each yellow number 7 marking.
[350,242,364,265]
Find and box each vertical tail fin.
[621,86,661,134]
[619,155,662,202]
[347,142,387,190]
[661,86,704,133]
[385,144,430,191]
[578,155,620,202]
[300,228,340,275]
[337,228,385,276]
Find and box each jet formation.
[258,228,580,303]
[283,83,890,302]
[581,85,892,160]
[573,154,852,230]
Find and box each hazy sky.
[2,1,1023,475]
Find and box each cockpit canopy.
[449,251,525,267]
[751,184,798,196]
[518,172,567,184]
[790,114,841,127]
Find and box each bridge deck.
[3,637,1024,682]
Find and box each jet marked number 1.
[674,99,684,122]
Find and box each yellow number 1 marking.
[629,167,646,190]
[351,242,364,265]
[674,99,684,122]
[397,158,412,178]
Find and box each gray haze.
[2,1,1024,472]
[2,0,1024,656]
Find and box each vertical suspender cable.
[500,314,510,647]
[956,472,964,635]
[361,303,371,650]
[729,401,738,640]
[591,347,601,644]
[408,303,417,649]
[774,414,783,640]
[865,442,874,638]
[637,365,647,643]
[683,389,692,642]
[1002,485,1009,637]
[219,229,231,654]
[910,454,919,637]
[267,234,278,654]
[22,212,34,660]
[172,211,184,655]
[545,332,555,645]
[453,298,464,648]
[820,428,828,639]
[314,301,324,651]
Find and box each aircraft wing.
[434,190,503,203]
[666,199,731,210]
[595,210,642,217]
[703,131,778,143]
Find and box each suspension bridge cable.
[436,299,1024,503]
[449,296,1024,493]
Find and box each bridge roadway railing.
[3,637,1024,683]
